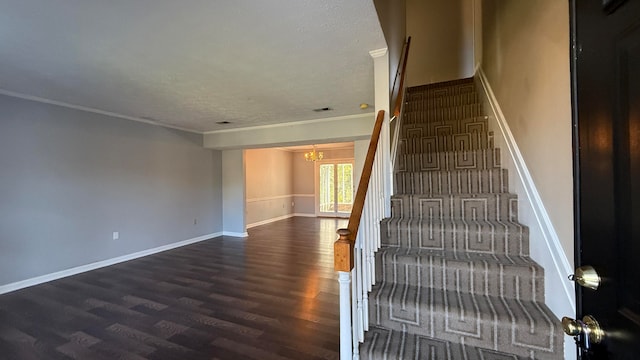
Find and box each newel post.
[335,228,354,359]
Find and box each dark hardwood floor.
[0,217,347,360]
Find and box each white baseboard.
[475,68,575,312]
[246,213,318,229]
[246,214,295,229]
[0,232,222,295]
[292,213,316,217]
[222,231,249,237]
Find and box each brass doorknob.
[562,315,605,344]
[562,316,582,336]
[568,265,601,290]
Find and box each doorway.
[316,160,354,217]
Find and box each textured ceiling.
[0,0,386,132]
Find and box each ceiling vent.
[313,107,333,112]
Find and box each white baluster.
[354,233,364,342]
[338,271,352,360]
[363,194,371,292]
[353,239,361,360]
[363,196,371,332]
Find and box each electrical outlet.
[113,231,119,240]
[291,201,294,207]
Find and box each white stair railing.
[334,110,386,360]
[334,36,410,360]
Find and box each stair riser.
[398,132,492,154]
[403,104,483,122]
[409,81,476,96]
[402,117,488,138]
[390,194,519,222]
[375,253,545,301]
[394,169,509,195]
[405,92,480,110]
[396,149,502,172]
[380,219,529,256]
[369,287,562,359]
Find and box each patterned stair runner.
[361,78,564,359]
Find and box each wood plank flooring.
[0,217,347,360]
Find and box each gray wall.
[0,94,223,286]
[222,149,246,236]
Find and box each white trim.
[246,194,294,203]
[246,214,295,228]
[0,232,222,295]
[369,48,388,58]
[246,213,318,228]
[222,231,249,237]
[293,194,315,198]
[292,213,316,217]
[475,68,575,315]
[203,113,374,135]
[474,62,481,77]
[0,88,201,134]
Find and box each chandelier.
[304,146,324,162]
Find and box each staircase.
[360,78,564,359]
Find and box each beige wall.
[246,146,356,221]
[406,0,476,86]
[292,151,316,215]
[482,0,573,262]
[244,148,294,226]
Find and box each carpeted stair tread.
[360,326,538,360]
[376,247,539,267]
[398,131,492,154]
[375,247,545,301]
[396,148,502,172]
[394,168,509,195]
[402,116,489,137]
[409,78,476,93]
[381,217,529,256]
[404,92,481,110]
[402,103,483,122]
[369,284,562,359]
[390,193,519,221]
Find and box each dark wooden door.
[572,0,640,358]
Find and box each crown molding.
[0,88,201,134]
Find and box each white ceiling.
[0,1,386,133]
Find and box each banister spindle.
[335,228,353,360]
